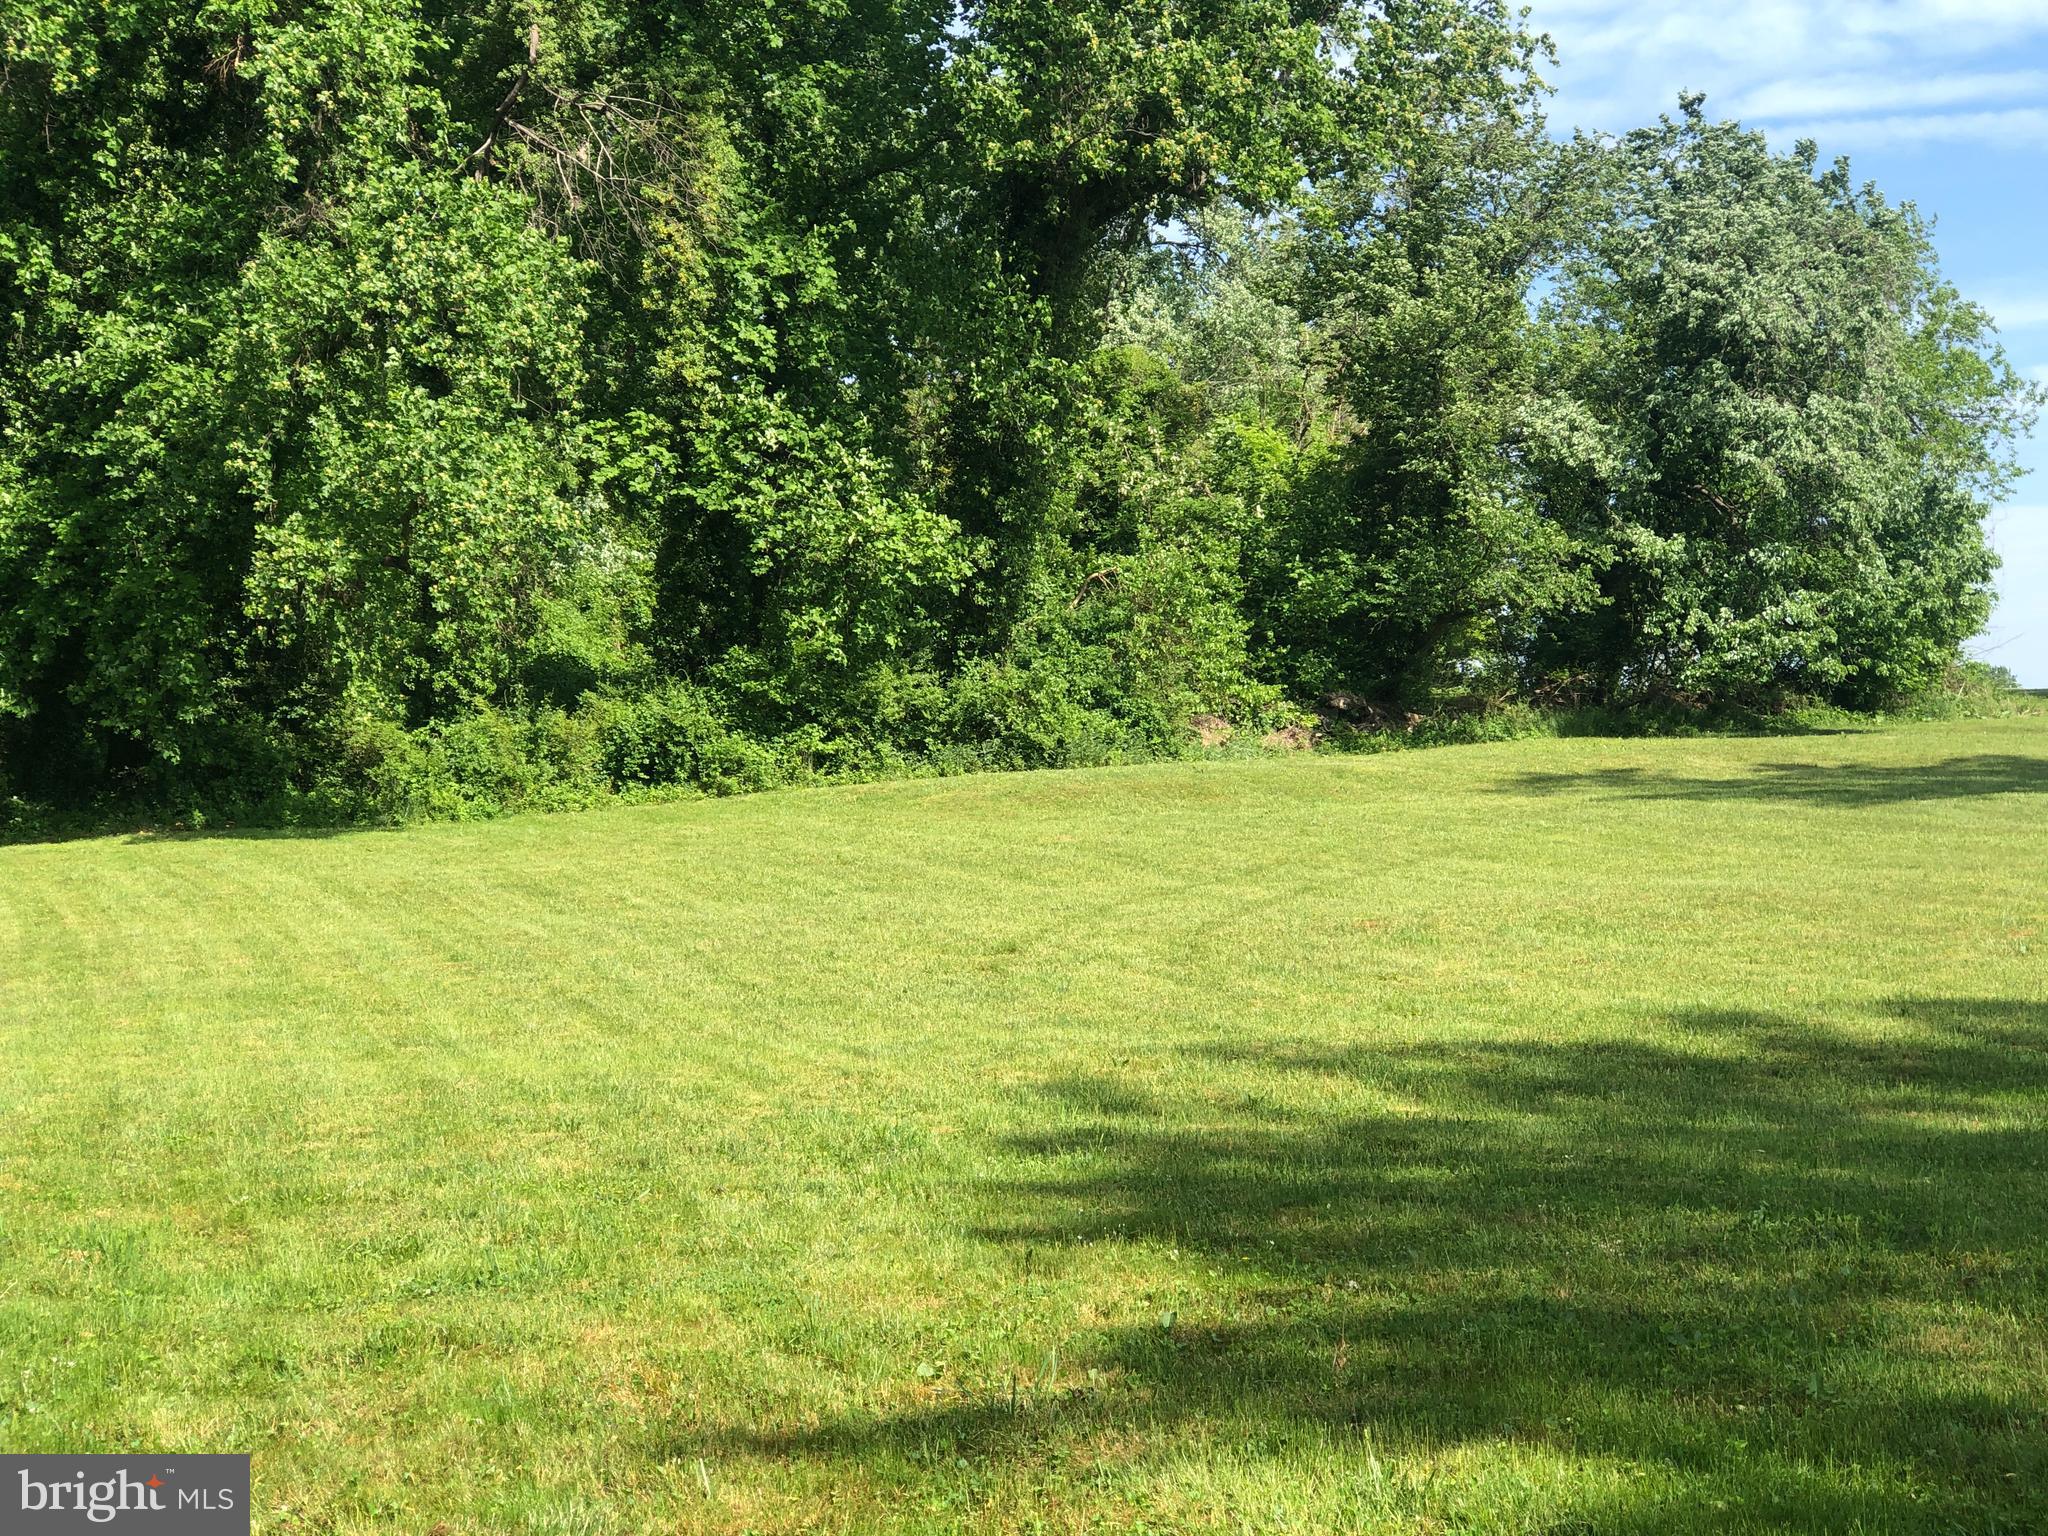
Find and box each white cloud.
[1529,0,2048,149]
[1980,297,2048,332]
[1762,109,2048,154]
[1533,0,2048,69]
[1731,71,2048,122]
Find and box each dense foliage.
[0,4,2035,821]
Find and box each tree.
[1254,39,1595,710]
[0,2,605,799]
[1523,100,2038,709]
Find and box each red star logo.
[147,1476,163,1489]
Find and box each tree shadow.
[1,820,387,849]
[1501,755,2048,807]
[707,999,2048,1531]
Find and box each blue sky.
[1526,1,2048,684]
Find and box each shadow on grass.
[713,999,2048,1531]
[1502,754,2048,807]
[1,817,384,849]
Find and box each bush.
[589,685,785,798]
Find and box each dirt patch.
[1260,724,1320,752]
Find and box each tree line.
[0,1,2036,821]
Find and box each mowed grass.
[3,719,2046,1535]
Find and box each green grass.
[4,717,2046,1534]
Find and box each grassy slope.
[2,718,2045,1534]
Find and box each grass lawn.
[3,716,2046,1534]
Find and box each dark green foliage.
[1256,69,1595,710]
[0,5,2035,826]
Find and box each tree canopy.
[0,3,2035,820]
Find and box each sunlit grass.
[3,717,2045,1533]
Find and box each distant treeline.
[1,2,2038,822]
